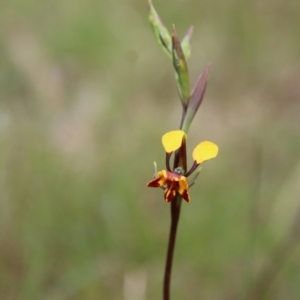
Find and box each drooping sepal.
[188,166,202,188]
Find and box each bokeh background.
[1,0,300,299]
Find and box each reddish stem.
[163,197,181,300]
[163,127,186,300]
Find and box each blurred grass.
[0,0,300,299]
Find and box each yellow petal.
[192,141,218,164]
[162,130,186,153]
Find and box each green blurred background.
[0,0,300,299]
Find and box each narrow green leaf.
[181,26,194,60]
[172,25,190,107]
[181,64,211,132]
[148,0,172,58]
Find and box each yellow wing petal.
[192,141,218,164]
[162,130,186,153]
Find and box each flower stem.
[163,126,186,300]
[163,196,182,300]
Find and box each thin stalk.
[163,196,182,300]
[179,107,187,130]
[163,140,186,300]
